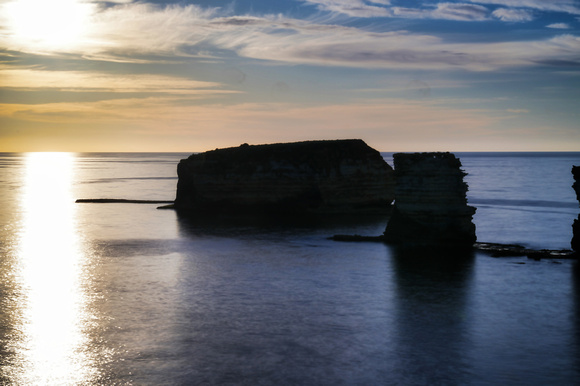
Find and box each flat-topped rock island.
[174,139,395,214]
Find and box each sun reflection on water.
[12,152,94,384]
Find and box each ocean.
[0,151,579,385]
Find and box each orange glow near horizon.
[1,99,578,153]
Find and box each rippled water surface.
[0,152,579,385]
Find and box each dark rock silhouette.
[572,166,579,252]
[174,139,394,214]
[573,166,580,203]
[383,152,476,245]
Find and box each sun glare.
[10,153,94,384]
[5,0,94,50]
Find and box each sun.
[5,0,95,51]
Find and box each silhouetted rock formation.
[383,152,476,245]
[572,166,580,252]
[174,139,394,214]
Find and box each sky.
[0,0,579,152]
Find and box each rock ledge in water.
[174,139,394,214]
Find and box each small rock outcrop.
[383,152,476,245]
[174,139,394,214]
[572,166,579,252]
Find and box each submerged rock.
[174,139,394,214]
[572,166,579,252]
[383,152,476,245]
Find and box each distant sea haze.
[0,151,579,384]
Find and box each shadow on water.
[176,211,390,238]
[573,260,580,378]
[168,211,394,385]
[389,245,475,385]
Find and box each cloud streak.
[492,8,535,21]
[301,0,391,17]
[547,23,571,29]
[218,23,580,70]
[0,68,237,100]
[302,0,580,20]
[469,0,580,15]
[393,3,490,21]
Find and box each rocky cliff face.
[174,139,394,214]
[383,152,476,245]
[572,166,579,252]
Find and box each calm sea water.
[0,151,579,385]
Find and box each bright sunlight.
[5,0,94,51]
[11,153,94,384]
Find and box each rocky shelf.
[474,242,576,259]
[330,235,577,259]
[76,199,174,204]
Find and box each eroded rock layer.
[572,166,579,252]
[174,139,394,214]
[383,152,476,245]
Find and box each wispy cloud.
[87,3,219,57]
[301,0,578,21]
[303,0,580,19]
[0,2,219,57]
[469,0,580,15]
[302,1,492,21]
[300,0,391,17]
[220,22,580,70]
[2,3,579,72]
[547,23,571,29]
[392,3,490,21]
[429,3,490,21]
[492,8,535,21]
[0,68,231,95]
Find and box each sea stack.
[572,166,579,252]
[383,152,476,245]
[174,139,394,214]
